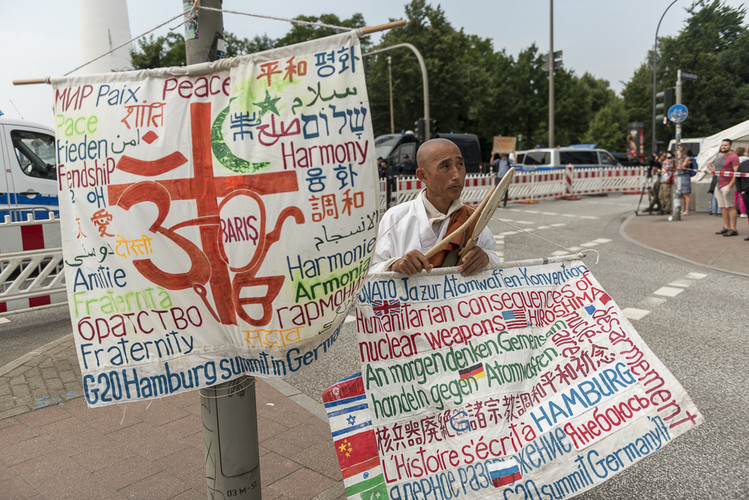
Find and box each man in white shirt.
[371,138,500,276]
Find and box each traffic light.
[414,118,426,142]
[430,119,438,137]
[655,87,676,122]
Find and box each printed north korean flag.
[502,309,528,329]
[487,458,522,487]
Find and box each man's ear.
[416,167,426,182]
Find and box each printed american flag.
[502,309,528,329]
[372,299,401,317]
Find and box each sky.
[2,0,748,128]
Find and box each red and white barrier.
[379,166,646,212]
[0,216,65,315]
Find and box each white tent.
[695,118,749,180]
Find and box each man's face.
[417,142,466,207]
[720,140,731,153]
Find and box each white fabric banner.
[51,32,377,407]
[326,259,702,498]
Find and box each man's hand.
[390,250,434,276]
[458,247,489,276]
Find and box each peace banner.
[51,32,377,407]
[325,259,702,498]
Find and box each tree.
[365,0,493,149]
[130,32,186,69]
[583,99,628,151]
[623,0,749,152]
[223,33,274,57]
[275,13,370,51]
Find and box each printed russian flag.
[502,309,528,329]
[459,362,486,380]
[487,458,522,487]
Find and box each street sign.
[668,104,688,123]
[681,71,699,81]
[542,50,563,61]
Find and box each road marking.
[622,308,650,320]
[645,296,667,306]
[551,250,569,256]
[669,279,693,288]
[686,272,707,280]
[654,286,684,297]
[594,238,612,244]
[580,241,599,247]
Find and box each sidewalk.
[1,210,747,499]
[623,210,749,278]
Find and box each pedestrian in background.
[735,147,749,218]
[737,153,749,240]
[659,151,675,214]
[706,148,725,215]
[646,152,663,214]
[676,146,693,216]
[492,152,513,207]
[714,138,740,236]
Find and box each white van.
[667,138,704,157]
[0,116,59,221]
[514,147,621,171]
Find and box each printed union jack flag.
[502,309,528,329]
[372,299,401,317]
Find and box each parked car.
[514,147,621,171]
[375,132,483,173]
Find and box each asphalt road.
[2,193,747,498]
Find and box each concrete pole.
[548,0,555,148]
[185,0,225,64]
[184,2,262,498]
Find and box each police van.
[375,132,483,173]
[514,147,621,171]
[0,115,59,221]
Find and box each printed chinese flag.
[334,429,378,470]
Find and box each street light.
[364,43,430,140]
[651,0,679,156]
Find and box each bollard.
[670,184,681,221]
[201,376,261,499]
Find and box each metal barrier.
[380,166,645,209]
[0,215,66,316]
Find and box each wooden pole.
[357,19,406,36]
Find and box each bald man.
[370,138,500,276]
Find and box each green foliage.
[623,0,749,153]
[583,99,628,151]
[276,13,370,51]
[130,33,186,69]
